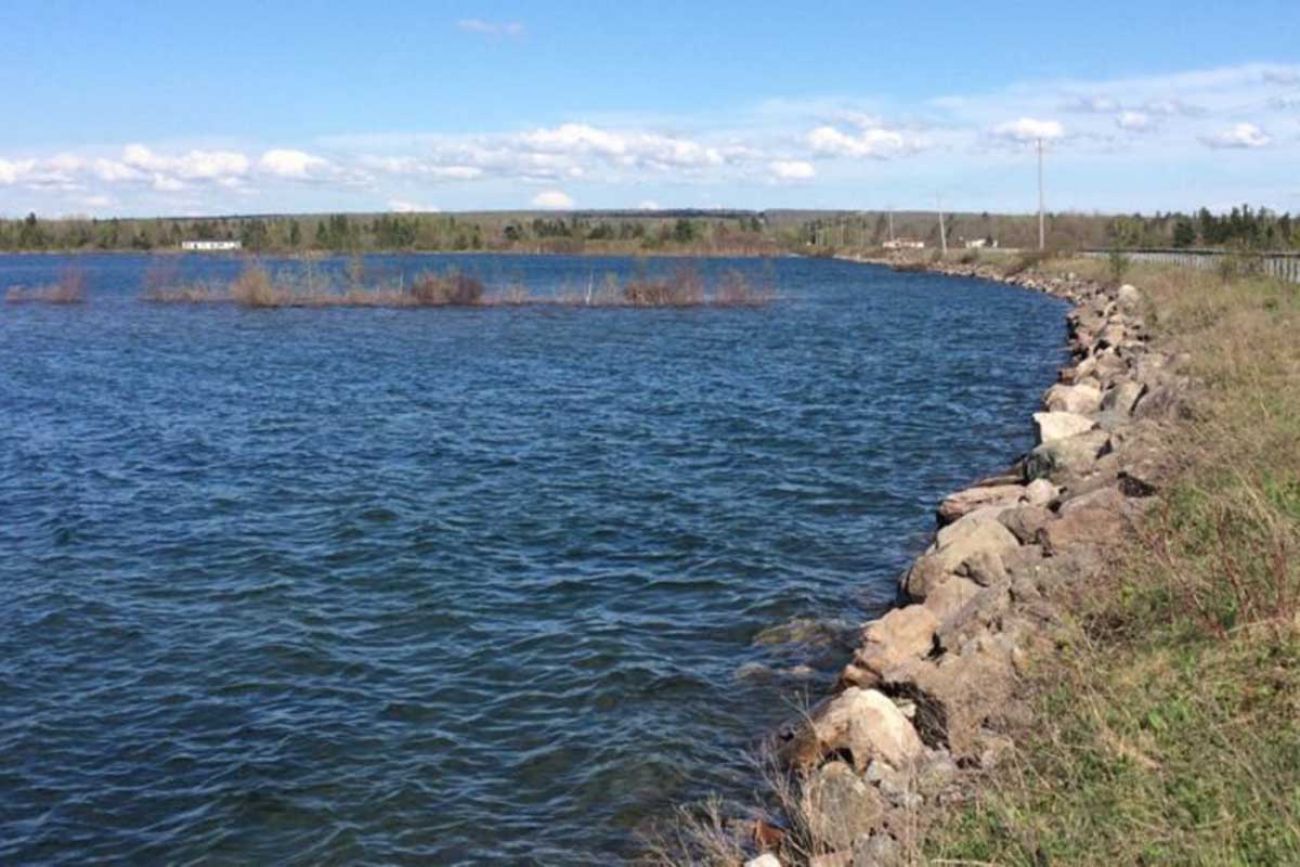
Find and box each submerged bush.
[407,270,485,306]
[5,267,86,304]
[230,263,279,307]
[623,266,705,306]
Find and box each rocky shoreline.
[748,258,1190,866]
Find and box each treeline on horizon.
[0,204,1296,255]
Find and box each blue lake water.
[0,253,1066,864]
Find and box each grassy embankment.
[140,259,773,309]
[919,250,1300,864]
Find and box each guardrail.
[1081,249,1300,284]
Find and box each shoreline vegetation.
[1,204,1297,258]
[3,267,87,304]
[141,260,774,309]
[651,249,1298,865]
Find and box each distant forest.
[0,204,1295,255]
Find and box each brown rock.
[936,484,1024,526]
[1041,489,1129,554]
[998,503,1054,545]
[922,575,982,623]
[852,606,939,684]
[957,548,1008,586]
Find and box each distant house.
[883,239,925,250]
[963,238,999,249]
[180,240,242,252]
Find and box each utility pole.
[937,195,948,256]
[1037,137,1046,251]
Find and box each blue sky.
[1,0,1298,217]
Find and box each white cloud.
[1116,111,1152,132]
[1201,122,1271,149]
[807,125,908,158]
[456,19,524,37]
[1064,95,1120,114]
[0,158,32,184]
[388,199,438,213]
[992,117,1065,142]
[520,123,725,169]
[638,200,661,210]
[152,174,185,192]
[531,189,574,209]
[1142,98,1204,117]
[122,144,250,181]
[258,148,329,178]
[92,158,141,182]
[769,159,815,180]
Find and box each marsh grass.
[140,258,776,310]
[927,257,1300,865]
[5,266,87,304]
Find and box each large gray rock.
[905,510,1020,599]
[812,687,925,771]
[1024,429,1112,480]
[1102,380,1146,416]
[1043,383,1103,414]
[1033,411,1097,445]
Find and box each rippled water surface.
[0,253,1066,864]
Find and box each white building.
[883,239,925,250]
[181,240,242,252]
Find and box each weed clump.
[408,270,485,306]
[5,267,86,304]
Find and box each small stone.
[810,852,853,867]
[746,854,782,867]
[1117,283,1141,310]
[852,834,904,867]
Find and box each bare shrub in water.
[5,266,87,304]
[623,265,706,306]
[714,269,773,306]
[230,263,279,308]
[408,270,485,306]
